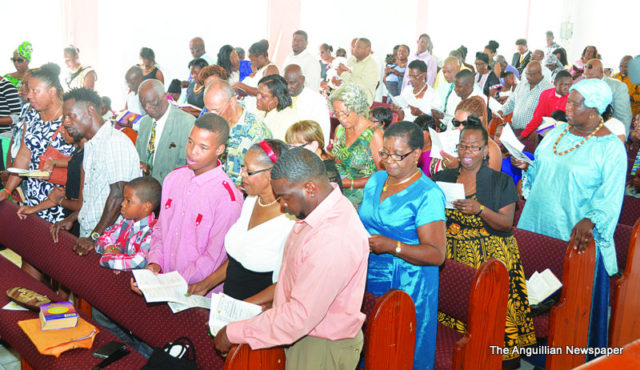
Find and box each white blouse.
[224,196,295,283]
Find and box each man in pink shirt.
[214,147,369,369]
[131,113,243,293]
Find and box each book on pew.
[132,269,211,311]
[39,301,78,330]
[208,293,262,335]
[537,117,561,137]
[526,268,563,306]
[18,317,98,357]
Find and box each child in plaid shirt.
[95,176,161,271]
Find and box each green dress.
[3,74,23,90]
[438,195,536,360]
[331,124,379,208]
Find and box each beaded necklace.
[553,118,605,156]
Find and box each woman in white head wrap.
[512,78,627,358]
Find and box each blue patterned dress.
[359,171,445,370]
[23,114,75,223]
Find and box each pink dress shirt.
[147,165,243,292]
[403,50,438,89]
[226,184,369,348]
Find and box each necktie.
[146,120,158,174]
[443,84,454,112]
[519,53,525,65]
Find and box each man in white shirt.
[189,37,216,65]
[61,88,140,254]
[135,79,195,183]
[283,64,331,143]
[283,30,321,92]
[498,62,553,130]
[521,50,552,83]
[124,66,145,121]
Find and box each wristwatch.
[90,232,100,241]
[394,241,402,256]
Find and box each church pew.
[0,201,226,369]
[435,258,509,370]
[619,196,640,227]
[573,339,640,369]
[363,289,416,370]
[224,344,285,370]
[609,218,640,347]
[514,228,596,369]
[0,255,147,369]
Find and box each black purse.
[141,337,199,370]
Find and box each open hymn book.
[132,270,210,313]
[526,268,563,306]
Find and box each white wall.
[0,0,636,109]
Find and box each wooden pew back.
[364,289,416,370]
[609,218,640,347]
[224,344,286,370]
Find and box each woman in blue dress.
[359,121,446,370]
[514,79,627,358]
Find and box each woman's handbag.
[38,124,69,186]
[141,337,199,370]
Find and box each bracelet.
[350,179,354,190]
[476,205,485,216]
[394,240,402,256]
[58,197,64,206]
[2,188,11,196]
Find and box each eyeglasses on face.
[456,144,485,152]
[378,150,414,162]
[11,57,25,63]
[242,166,273,176]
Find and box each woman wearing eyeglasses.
[330,83,383,208]
[432,121,535,367]
[187,139,294,307]
[359,121,446,370]
[4,41,32,90]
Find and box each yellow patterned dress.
[438,195,536,361]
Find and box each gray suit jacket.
[604,77,632,136]
[136,104,195,184]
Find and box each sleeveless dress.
[331,124,380,208]
[65,65,96,91]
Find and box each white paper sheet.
[132,270,189,304]
[2,301,29,311]
[390,94,409,108]
[208,293,262,335]
[168,295,212,314]
[436,182,466,209]
[429,129,460,160]
[499,124,533,165]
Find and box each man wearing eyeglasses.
[204,78,272,186]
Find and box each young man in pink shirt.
[131,113,243,293]
[214,147,369,369]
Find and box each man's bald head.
[284,64,305,97]
[532,49,544,62]
[442,56,461,83]
[190,37,205,59]
[203,78,236,122]
[585,59,604,79]
[138,79,168,119]
[620,55,632,76]
[525,61,543,86]
[125,66,143,93]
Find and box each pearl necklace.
[553,118,605,156]
[383,169,421,192]
[257,196,279,207]
[413,82,428,98]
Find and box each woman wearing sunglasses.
[4,41,32,90]
[432,120,535,368]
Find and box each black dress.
[223,255,273,300]
[141,67,160,82]
[64,146,83,236]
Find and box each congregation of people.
[1,29,640,370]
